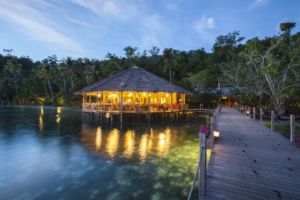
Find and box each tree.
[124,46,137,66]
[37,56,58,98]
[280,22,296,35]
[213,32,245,87]
[163,48,177,84]
[4,59,22,98]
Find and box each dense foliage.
[0,22,299,113]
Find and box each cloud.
[194,16,216,42]
[248,0,269,11]
[71,0,167,50]
[70,0,137,21]
[138,14,168,49]
[0,1,84,55]
[140,34,160,49]
[194,17,215,32]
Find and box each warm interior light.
[105,113,110,118]
[128,93,132,97]
[57,107,61,114]
[143,93,146,96]
[97,93,101,98]
[166,93,169,97]
[213,131,220,138]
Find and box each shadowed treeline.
[1,22,300,113]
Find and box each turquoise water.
[0,106,202,200]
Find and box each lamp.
[213,131,220,138]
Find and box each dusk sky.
[0,0,300,60]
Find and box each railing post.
[290,114,295,143]
[271,111,275,130]
[260,108,263,123]
[199,132,206,198]
[209,115,215,150]
[253,107,256,120]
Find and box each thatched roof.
[75,66,191,94]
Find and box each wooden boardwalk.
[206,108,300,200]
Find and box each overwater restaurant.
[75,66,191,113]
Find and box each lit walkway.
[206,108,300,200]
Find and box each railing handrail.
[239,105,299,144]
[187,106,220,200]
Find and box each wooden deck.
[206,108,300,200]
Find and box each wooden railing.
[83,103,188,112]
[238,105,300,145]
[187,106,220,200]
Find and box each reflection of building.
[106,129,120,158]
[39,106,44,132]
[80,125,174,161]
[56,107,61,124]
[75,66,191,114]
[124,131,135,158]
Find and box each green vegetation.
[0,22,299,113]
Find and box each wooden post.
[260,108,263,123]
[82,94,85,110]
[170,92,173,112]
[253,107,256,120]
[271,111,275,130]
[199,132,207,198]
[120,91,123,124]
[290,114,295,143]
[147,93,151,122]
[209,115,215,149]
[99,91,102,111]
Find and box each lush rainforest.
[1,22,299,113]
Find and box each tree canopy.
[0,22,299,113]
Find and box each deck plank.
[206,108,300,200]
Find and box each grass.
[261,119,300,143]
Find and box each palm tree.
[163,48,177,84]
[83,64,99,84]
[4,59,22,97]
[58,62,68,92]
[37,62,54,98]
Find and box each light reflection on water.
[81,125,174,161]
[0,106,202,200]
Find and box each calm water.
[0,106,203,200]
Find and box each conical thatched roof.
[75,66,191,94]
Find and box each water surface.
[0,106,202,200]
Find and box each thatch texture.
[75,66,191,94]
